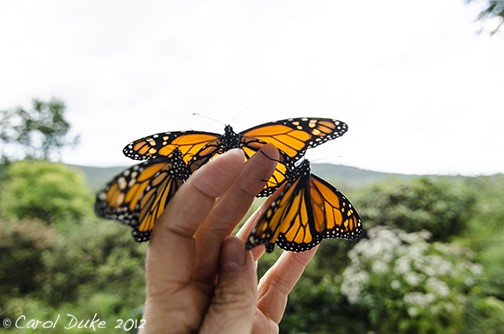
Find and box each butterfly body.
[221,125,242,150]
[246,159,362,253]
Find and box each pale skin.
[140,144,318,333]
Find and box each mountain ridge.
[68,162,472,191]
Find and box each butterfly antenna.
[192,113,225,126]
[230,108,247,125]
[309,155,343,163]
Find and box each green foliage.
[0,219,55,316]
[0,216,146,331]
[0,161,146,327]
[0,163,8,187]
[354,177,476,241]
[0,98,78,163]
[280,274,368,334]
[1,158,503,334]
[1,161,93,224]
[340,226,483,334]
[462,175,504,300]
[311,239,356,278]
[41,219,146,306]
[463,296,504,334]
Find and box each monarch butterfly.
[94,149,190,242]
[122,117,348,197]
[246,159,362,252]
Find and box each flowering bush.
[340,226,483,334]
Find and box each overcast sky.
[1,0,503,175]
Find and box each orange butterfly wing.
[242,117,348,160]
[95,150,189,242]
[123,130,221,165]
[241,118,348,196]
[246,160,362,252]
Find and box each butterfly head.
[221,125,240,151]
[170,147,184,160]
[285,159,311,183]
[298,159,311,172]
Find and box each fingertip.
[259,143,280,162]
[221,236,247,272]
[223,148,246,163]
[188,148,245,198]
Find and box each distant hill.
[69,162,449,191]
[68,164,127,190]
[310,163,413,188]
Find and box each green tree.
[468,0,504,33]
[0,98,78,163]
[0,161,93,224]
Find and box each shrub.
[0,219,55,317]
[354,177,475,241]
[340,226,483,334]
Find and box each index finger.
[146,149,245,287]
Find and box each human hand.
[140,144,318,333]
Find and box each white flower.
[426,277,450,298]
[394,257,411,275]
[341,269,369,304]
[470,263,484,276]
[407,306,419,317]
[399,230,427,244]
[407,242,429,258]
[372,260,389,274]
[390,280,401,290]
[422,265,436,277]
[418,229,432,241]
[443,302,455,313]
[404,272,423,287]
[429,255,453,276]
[404,292,434,308]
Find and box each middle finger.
[193,144,279,284]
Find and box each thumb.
[200,237,257,334]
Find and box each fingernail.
[222,237,246,272]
